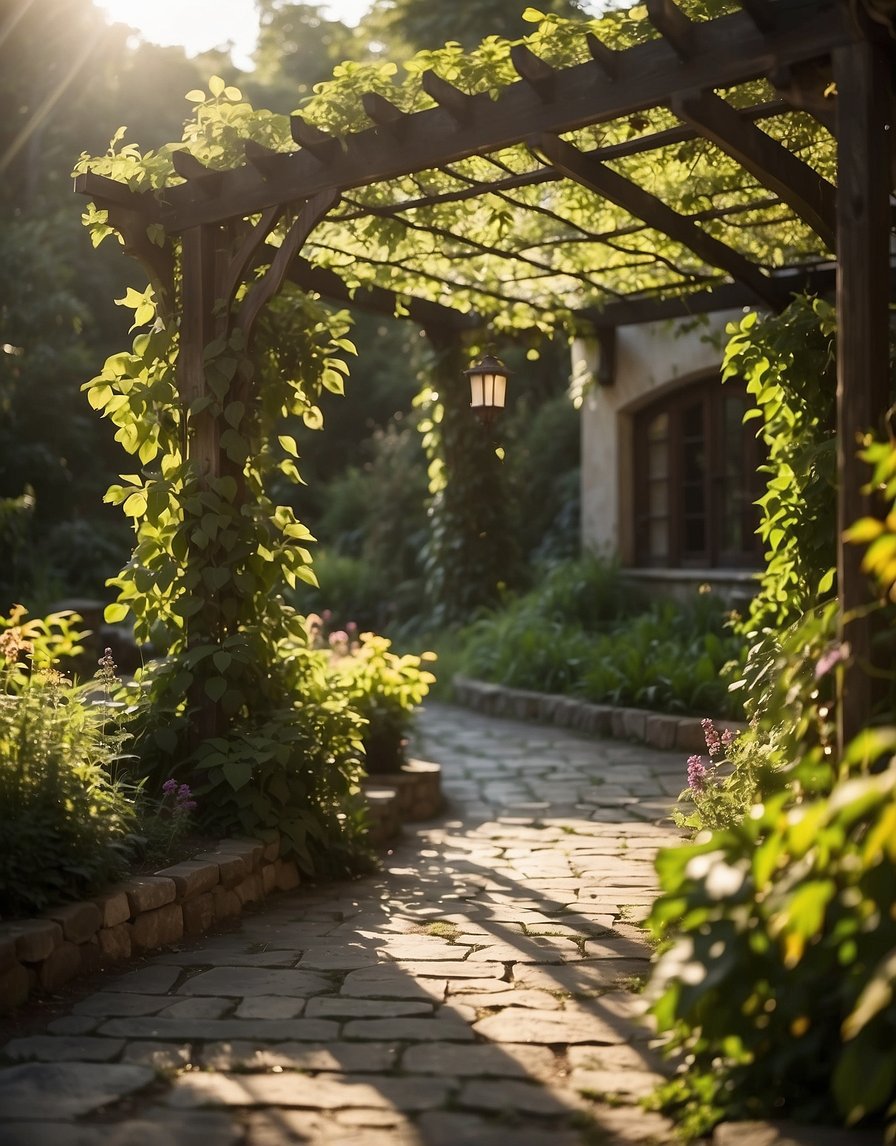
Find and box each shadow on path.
[0,702,692,1146]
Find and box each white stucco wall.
[575,310,743,562]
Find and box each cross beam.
[536,133,787,311]
[73,3,855,236]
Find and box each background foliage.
[646,352,896,1141]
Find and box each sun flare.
[95,0,261,61]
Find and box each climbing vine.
[72,4,838,866]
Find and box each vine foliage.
[78,88,371,873]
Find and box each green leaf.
[204,676,228,702]
[87,384,113,410]
[123,492,147,518]
[222,758,253,791]
[104,602,130,624]
[278,434,299,458]
[844,518,884,544]
[212,651,232,674]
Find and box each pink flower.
[701,718,722,757]
[687,755,708,793]
[815,642,850,679]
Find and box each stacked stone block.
[0,836,300,1015]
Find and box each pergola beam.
[577,261,840,327]
[138,4,854,232]
[671,89,837,251]
[537,133,787,310]
[287,257,481,333]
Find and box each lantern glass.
[465,353,511,420]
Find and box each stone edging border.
[451,674,746,753]
[0,760,444,1016]
[0,835,299,1015]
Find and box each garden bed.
[0,761,442,1016]
[452,675,746,751]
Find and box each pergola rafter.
[74,0,895,748]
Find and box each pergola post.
[834,37,892,754]
[179,224,227,742]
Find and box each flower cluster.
[814,641,850,680]
[306,611,360,658]
[700,717,736,758]
[686,719,739,795]
[161,778,197,814]
[97,647,118,688]
[687,754,708,793]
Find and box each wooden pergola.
[75,0,895,748]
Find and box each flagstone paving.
[1,702,877,1145]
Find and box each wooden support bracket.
[221,204,283,306]
[510,44,556,98]
[671,88,837,251]
[289,115,335,157]
[646,0,696,60]
[236,188,340,346]
[585,31,619,82]
[420,70,474,123]
[171,151,224,196]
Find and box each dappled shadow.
[0,702,685,1145]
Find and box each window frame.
[632,374,763,570]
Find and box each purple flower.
[162,778,178,796]
[721,728,736,749]
[687,754,708,793]
[815,642,850,680]
[177,783,192,801]
[701,718,722,757]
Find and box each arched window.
[632,376,763,569]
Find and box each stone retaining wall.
[452,675,746,751]
[0,758,443,1016]
[0,835,301,1015]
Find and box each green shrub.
[457,560,744,718]
[326,630,436,774]
[648,753,896,1139]
[0,604,88,690]
[646,433,896,1140]
[581,596,743,718]
[127,634,374,878]
[0,627,136,917]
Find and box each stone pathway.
[0,701,860,1146]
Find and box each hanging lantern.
[464,353,511,424]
